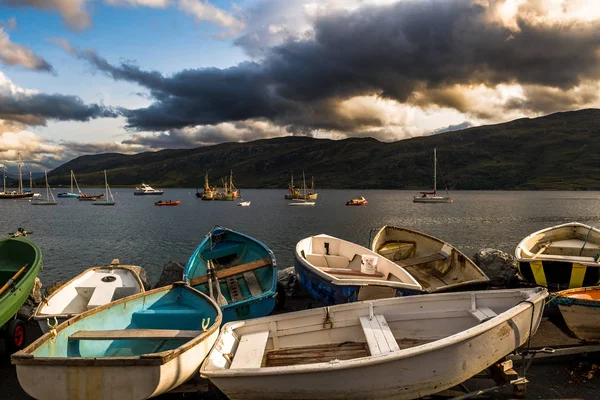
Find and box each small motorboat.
[134,183,164,195]
[13,283,222,400]
[155,200,180,206]
[345,196,367,206]
[238,201,251,207]
[201,288,547,400]
[33,259,145,334]
[515,222,600,290]
[371,225,490,293]
[294,234,422,305]
[554,286,600,341]
[185,226,278,323]
[0,235,43,352]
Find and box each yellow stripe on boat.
[569,263,587,288]
[529,260,547,287]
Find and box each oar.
[0,263,30,297]
[209,260,228,306]
[206,260,214,301]
[532,241,552,259]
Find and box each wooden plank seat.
[189,257,271,286]
[69,329,203,341]
[86,286,117,310]
[230,330,270,369]
[470,307,497,323]
[243,271,263,297]
[316,266,384,278]
[394,253,448,268]
[359,315,400,356]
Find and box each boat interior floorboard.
[263,338,434,367]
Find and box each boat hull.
[57,193,79,198]
[134,192,164,195]
[202,288,547,400]
[371,225,490,293]
[0,237,43,328]
[413,196,452,203]
[13,284,222,400]
[555,286,600,341]
[515,222,600,290]
[0,192,34,199]
[185,226,278,324]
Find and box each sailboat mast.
[2,166,5,193]
[433,148,437,195]
[17,153,23,194]
[29,171,32,190]
[104,170,108,198]
[70,170,73,192]
[45,170,49,199]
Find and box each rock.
[45,280,65,297]
[472,248,520,287]
[17,277,43,319]
[278,267,306,297]
[127,265,151,290]
[153,261,185,289]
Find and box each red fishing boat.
[78,193,104,201]
[155,200,180,206]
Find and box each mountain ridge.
[47,109,600,190]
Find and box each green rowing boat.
[0,236,42,351]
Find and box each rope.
[436,157,451,197]
[552,295,600,307]
[580,226,594,256]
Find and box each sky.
[2,0,600,171]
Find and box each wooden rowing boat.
[294,234,422,305]
[155,200,180,206]
[554,286,600,341]
[185,226,278,323]
[371,225,490,293]
[201,287,547,400]
[515,222,600,290]
[12,283,222,400]
[0,236,43,352]
[34,260,145,334]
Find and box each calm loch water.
[1,189,600,286]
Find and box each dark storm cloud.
[58,0,600,134]
[0,91,118,126]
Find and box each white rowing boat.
[13,283,222,400]
[201,287,547,400]
[34,259,145,333]
[371,225,490,293]
[515,222,600,290]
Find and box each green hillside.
[48,109,600,190]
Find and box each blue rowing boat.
[12,283,222,400]
[185,226,278,324]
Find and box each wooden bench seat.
[230,330,270,369]
[69,329,203,341]
[316,266,384,278]
[360,315,400,356]
[394,253,447,268]
[188,257,272,286]
[469,307,497,323]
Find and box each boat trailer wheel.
[6,319,26,352]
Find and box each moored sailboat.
[288,172,315,206]
[31,171,57,206]
[413,148,452,203]
[92,170,115,206]
[0,154,34,200]
[57,170,82,198]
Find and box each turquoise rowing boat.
[185,226,278,324]
[12,283,222,400]
[0,236,42,352]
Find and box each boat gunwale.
[371,225,491,291]
[33,265,147,322]
[295,234,423,291]
[0,236,43,325]
[201,287,547,378]
[515,222,600,262]
[12,283,223,367]
[184,225,279,308]
[555,285,600,305]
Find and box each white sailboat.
[288,172,315,206]
[413,148,453,203]
[31,171,57,206]
[92,170,115,206]
[0,153,34,199]
[57,170,82,198]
